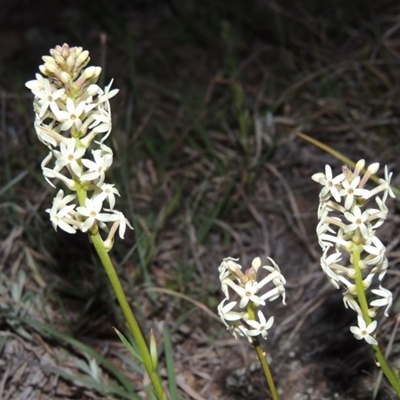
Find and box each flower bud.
[42,55,55,64]
[87,84,100,96]
[44,61,58,74]
[84,66,101,80]
[66,55,76,71]
[54,54,66,68]
[60,71,71,85]
[149,329,158,369]
[76,50,90,67]
[39,65,47,75]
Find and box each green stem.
[90,231,167,400]
[252,338,279,400]
[75,184,166,399]
[352,244,371,323]
[372,344,400,397]
[352,244,400,397]
[248,304,279,400]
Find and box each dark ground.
[1,1,400,399]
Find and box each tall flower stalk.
[26,44,167,399]
[217,256,286,400]
[313,159,400,396]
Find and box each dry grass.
[2,1,400,399]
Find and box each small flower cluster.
[26,44,132,250]
[313,160,395,345]
[218,257,286,341]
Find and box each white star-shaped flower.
[89,111,112,135]
[46,190,79,234]
[381,165,396,202]
[51,97,86,131]
[31,78,65,118]
[25,73,46,91]
[76,196,118,232]
[217,299,243,328]
[344,206,371,239]
[53,138,85,177]
[363,236,386,266]
[245,310,274,339]
[81,148,113,185]
[97,183,120,209]
[350,316,377,345]
[108,210,133,239]
[339,176,370,210]
[312,165,345,202]
[224,279,265,308]
[370,286,392,317]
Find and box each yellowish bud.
[150,329,158,369]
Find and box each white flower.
[339,176,370,210]
[218,299,243,328]
[46,190,79,233]
[76,196,119,232]
[344,206,370,239]
[372,257,389,281]
[218,257,242,297]
[320,249,342,289]
[350,316,378,345]
[42,165,78,190]
[363,236,386,266]
[230,324,248,340]
[53,138,85,177]
[81,148,113,184]
[99,79,119,106]
[97,183,120,209]
[26,73,46,91]
[343,292,362,315]
[257,258,286,304]
[336,275,356,293]
[257,259,285,289]
[85,79,118,114]
[89,111,112,134]
[366,197,388,229]
[219,257,242,276]
[318,231,351,252]
[108,209,133,239]
[34,119,67,148]
[382,166,396,201]
[260,285,286,303]
[245,310,274,339]
[370,286,392,317]
[366,166,396,202]
[223,279,265,308]
[31,78,65,118]
[51,97,86,131]
[312,165,344,202]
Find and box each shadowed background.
[1,1,400,399]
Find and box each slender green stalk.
[352,245,400,396]
[352,244,372,324]
[90,231,167,400]
[248,303,279,400]
[74,184,166,399]
[252,339,279,400]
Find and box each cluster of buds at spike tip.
[26,44,132,251]
[217,257,286,341]
[312,159,395,345]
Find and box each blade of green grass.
[114,328,143,362]
[22,318,141,398]
[163,327,178,400]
